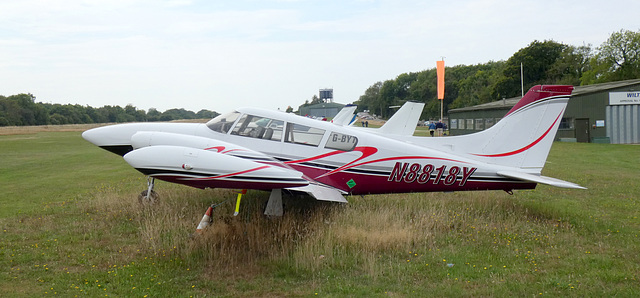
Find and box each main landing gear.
[135,176,285,234]
[194,188,285,234]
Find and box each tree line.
[355,29,640,120]
[5,29,639,126]
[0,94,219,126]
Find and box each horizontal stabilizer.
[288,184,348,202]
[497,171,586,189]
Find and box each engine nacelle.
[123,145,308,190]
[130,131,272,162]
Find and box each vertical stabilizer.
[420,85,574,173]
[378,101,425,136]
[465,85,573,172]
[332,104,358,126]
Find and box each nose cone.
[83,122,203,156]
[82,125,134,156]
[81,127,104,145]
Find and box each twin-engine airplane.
[83,85,585,217]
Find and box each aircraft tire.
[138,190,159,205]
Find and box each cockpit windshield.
[231,114,284,141]
[206,111,240,134]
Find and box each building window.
[559,117,574,129]
[466,119,474,130]
[475,118,484,130]
[485,118,494,129]
[450,119,458,130]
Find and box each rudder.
[459,85,574,173]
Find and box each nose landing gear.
[138,177,158,204]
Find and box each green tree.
[450,62,505,109]
[582,29,640,84]
[195,109,219,119]
[124,104,145,122]
[161,108,196,120]
[408,70,437,120]
[354,81,382,114]
[147,108,162,121]
[492,40,566,99]
[547,44,593,86]
[49,113,68,125]
[310,95,322,105]
[377,80,399,118]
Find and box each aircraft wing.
[497,171,587,189]
[287,183,348,203]
[377,101,425,136]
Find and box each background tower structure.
[319,88,333,103]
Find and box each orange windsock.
[437,60,445,100]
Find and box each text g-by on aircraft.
[83,85,585,221]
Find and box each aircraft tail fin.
[457,85,574,173]
[378,101,425,136]
[331,104,358,126]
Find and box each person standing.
[428,121,436,137]
[435,120,444,136]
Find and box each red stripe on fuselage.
[185,165,271,181]
[316,155,469,179]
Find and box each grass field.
[1,128,639,296]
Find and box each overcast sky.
[1,0,638,113]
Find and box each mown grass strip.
[1,130,639,296]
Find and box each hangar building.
[448,79,640,144]
[298,102,345,118]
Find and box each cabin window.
[284,123,325,146]
[325,132,358,151]
[231,114,284,141]
[206,111,240,134]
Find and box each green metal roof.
[449,79,640,113]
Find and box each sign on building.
[609,92,640,105]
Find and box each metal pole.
[521,62,524,97]
[440,98,443,123]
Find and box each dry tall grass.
[79,182,563,281]
[82,185,336,274]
